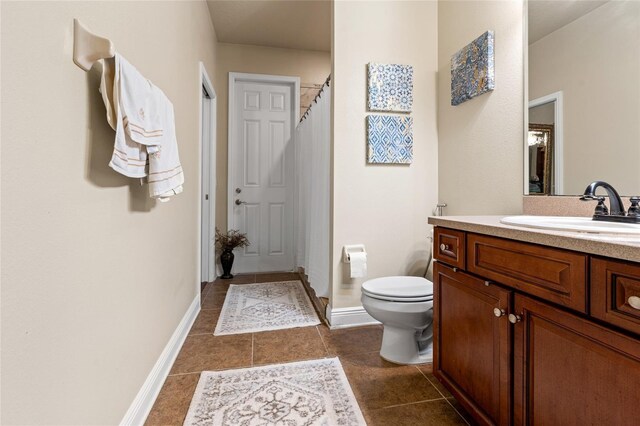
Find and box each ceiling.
[529,0,609,44]
[207,0,609,52]
[206,0,331,52]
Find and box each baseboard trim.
[325,304,380,329]
[120,295,201,425]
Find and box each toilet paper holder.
[343,244,366,263]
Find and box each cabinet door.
[434,262,512,426]
[513,294,640,425]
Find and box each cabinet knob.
[508,313,522,324]
[440,243,449,251]
[493,308,506,317]
[628,296,640,310]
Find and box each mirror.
[526,0,640,196]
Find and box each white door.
[229,76,297,273]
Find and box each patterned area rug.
[183,358,367,426]
[213,281,320,336]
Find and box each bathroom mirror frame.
[522,0,639,197]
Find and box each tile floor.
[145,273,474,425]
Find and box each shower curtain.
[294,81,331,298]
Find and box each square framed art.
[367,115,413,164]
[367,63,413,112]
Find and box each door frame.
[226,72,300,269]
[199,62,217,284]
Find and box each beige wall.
[529,0,640,195]
[438,0,524,215]
[331,1,439,308]
[214,43,331,232]
[1,1,218,424]
[529,102,554,125]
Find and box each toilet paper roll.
[349,252,367,278]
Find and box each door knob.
[508,313,522,324]
[235,199,247,205]
[493,308,506,317]
[235,188,242,194]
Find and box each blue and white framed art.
[367,115,413,164]
[367,63,413,112]
[451,30,495,106]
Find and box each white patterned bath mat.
[183,358,367,426]
[213,281,320,336]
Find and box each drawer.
[467,233,588,313]
[434,227,465,269]
[591,258,640,335]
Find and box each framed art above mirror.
[526,0,640,196]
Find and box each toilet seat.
[362,276,433,302]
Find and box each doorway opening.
[527,91,564,195]
[200,64,217,285]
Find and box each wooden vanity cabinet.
[433,227,640,426]
[433,262,511,425]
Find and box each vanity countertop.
[428,215,640,263]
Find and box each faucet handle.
[580,195,609,215]
[594,197,609,215]
[628,197,640,217]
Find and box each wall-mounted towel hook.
[73,19,115,71]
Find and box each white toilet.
[361,276,434,365]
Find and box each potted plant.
[215,228,250,279]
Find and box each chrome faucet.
[580,181,626,216]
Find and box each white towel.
[101,54,183,201]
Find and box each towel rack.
[73,19,115,71]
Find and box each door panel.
[242,203,261,257]
[269,121,286,187]
[230,79,294,272]
[513,294,640,425]
[434,262,512,426]
[270,92,285,111]
[268,203,285,255]
[244,90,260,110]
[243,120,260,187]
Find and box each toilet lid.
[362,276,433,302]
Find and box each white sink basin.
[500,216,640,235]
